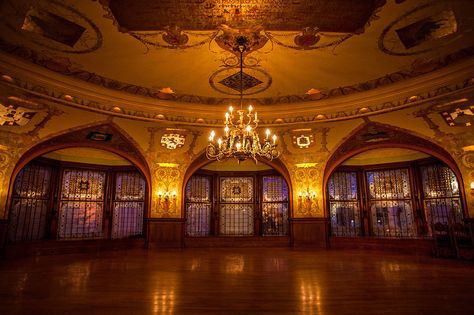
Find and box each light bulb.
[236,142,241,150]
[246,125,252,133]
[248,105,253,112]
[229,106,233,113]
[266,129,270,139]
[272,134,277,144]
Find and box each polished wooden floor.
[1,248,473,315]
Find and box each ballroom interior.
[0,0,474,314]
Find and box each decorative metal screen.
[58,168,106,239]
[420,164,462,228]
[8,163,52,242]
[219,177,254,235]
[328,172,360,237]
[112,171,145,239]
[185,175,212,236]
[366,168,416,237]
[262,176,289,236]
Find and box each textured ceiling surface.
[0,0,473,108]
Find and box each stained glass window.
[58,168,106,239]
[185,175,212,236]
[219,177,254,235]
[328,172,360,237]
[420,164,462,229]
[8,164,52,242]
[366,168,416,237]
[112,171,145,239]
[262,176,289,236]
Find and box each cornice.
[0,51,473,127]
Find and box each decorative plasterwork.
[1,63,473,127]
[1,35,473,105]
[98,0,385,51]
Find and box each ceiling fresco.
[0,0,473,107]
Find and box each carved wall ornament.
[161,133,186,150]
[0,103,37,126]
[291,129,315,149]
[441,105,474,127]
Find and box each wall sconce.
[156,190,177,202]
[297,188,317,215]
[298,189,317,200]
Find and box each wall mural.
[1,0,103,54]
[378,0,473,56]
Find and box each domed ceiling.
[0,0,473,122]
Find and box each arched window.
[328,159,463,238]
[185,171,289,237]
[8,156,147,242]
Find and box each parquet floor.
[0,248,473,315]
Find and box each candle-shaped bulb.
[471,182,474,190]
[224,126,229,135]
[265,129,270,139]
[272,134,277,144]
[209,130,215,141]
[254,112,257,120]
[225,112,229,121]
[229,106,233,113]
[218,138,222,148]
[248,105,253,113]
[236,142,241,150]
[246,125,252,133]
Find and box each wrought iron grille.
[262,176,288,236]
[112,171,145,239]
[328,172,360,237]
[366,168,416,237]
[219,177,254,235]
[185,175,212,236]
[58,168,106,239]
[8,163,52,242]
[420,164,462,227]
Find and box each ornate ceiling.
[0,0,473,124]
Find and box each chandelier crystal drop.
[206,36,280,162]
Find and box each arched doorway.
[183,156,292,245]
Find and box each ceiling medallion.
[206,36,280,163]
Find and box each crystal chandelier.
[206,36,280,162]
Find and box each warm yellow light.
[265,129,270,139]
[246,125,252,133]
[229,106,233,113]
[248,105,253,112]
[157,163,179,168]
[295,163,318,168]
[236,142,241,150]
[471,182,474,190]
[272,134,277,144]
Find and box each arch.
[182,152,293,218]
[5,123,152,219]
[322,122,467,218]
